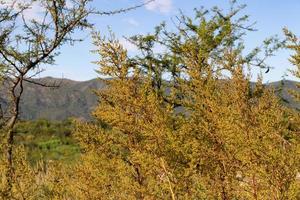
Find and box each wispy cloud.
[23,2,44,21]
[144,0,173,14]
[123,18,139,27]
[1,0,73,21]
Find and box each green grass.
[14,119,81,164]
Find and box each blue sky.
[39,0,300,82]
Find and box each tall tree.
[0,1,93,196]
[71,2,299,199]
[0,0,152,198]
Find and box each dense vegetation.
[14,120,79,164]
[0,1,299,199]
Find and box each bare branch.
[92,0,154,15]
[23,78,61,88]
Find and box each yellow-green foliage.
[69,5,300,200]
[285,28,300,108]
[0,145,40,199]
[0,2,299,200]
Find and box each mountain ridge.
[1,77,299,121]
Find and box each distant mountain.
[268,80,300,110]
[0,78,299,121]
[19,77,105,120]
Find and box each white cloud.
[124,18,139,27]
[144,0,173,14]
[23,2,44,21]
[0,0,44,21]
[1,0,74,21]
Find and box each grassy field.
[14,119,80,164]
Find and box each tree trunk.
[2,78,23,198]
[2,115,17,198]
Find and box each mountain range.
[1,77,299,121]
[15,77,104,121]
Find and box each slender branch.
[160,158,176,200]
[23,78,61,88]
[91,0,154,15]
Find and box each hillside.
[12,77,105,120]
[268,80,300,110]
[1,78,299,121]
[17,77,107,120]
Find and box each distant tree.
[70,2,299,199]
